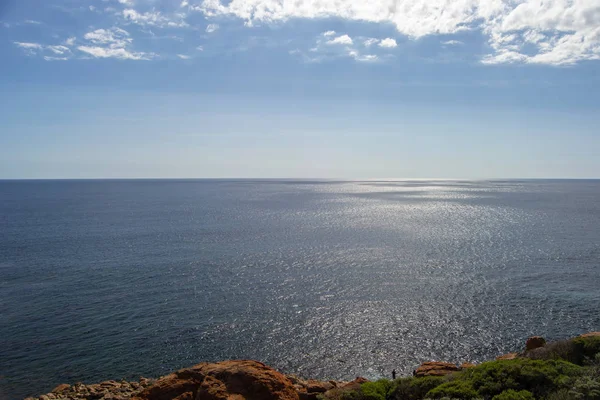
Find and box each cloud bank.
[8,0,600,65]
[194,0,600,65]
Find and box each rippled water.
[1,179,599,399]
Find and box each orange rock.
[460,362,476,369]
[414,362,460,377]
[526,336,546,351]
[340,377,369,391]
[306,380,334,393]
[496,353,519,360]
[580,332,600,338]
[133,360,298,400]
[52,384,71,393]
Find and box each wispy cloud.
[78,46,151,60]
[14,42,43,50]
[443,40,464,46]
[78,27,152,60]
[205,23,219,33]
[177,54,191,59]
[123,9,188,28]
[363,38,379,47]
[15,42,73,59]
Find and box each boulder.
[579,332,600,338]
[414,362,460,377]
[526,336,546,351]
[496,353,519,361]
[340,377,368,391]
[460,362,476,369]
[51,384,71,393]
[133,360,298,400]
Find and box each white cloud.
[205,23,219,33]
[118,0,134,5]
[196,45,204,51]
[327,34,352,45]
[442,40,464,45]
[348,50,378,62]
[123,9,188,28]
[363,38,379,47]
[177,54,191,59]
[47,45,71,55]
[84,27,132,48]
[379,38,397,48]
[181,0,189,6]
[322,30,336,37]
[78,46,152,60]
[78,27,152,60]
[14,42,75,60]
[14,42,43,50]
[65,37,76,46]
[194,0,600,65]
[24,20,41,25]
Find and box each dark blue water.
[1,180,599,399]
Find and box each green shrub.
[464,358,582,398]
[569,375,600,399]
[573,336,600,364]
[389,376,446,400]
[546,389,572,400]
[491,389,535,400]
[359,379,393,400]
[426,380,479,399]
[526,340,582,364]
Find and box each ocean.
[1,179,599,399]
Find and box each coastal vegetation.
[320,334,600,400]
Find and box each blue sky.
[1,0,599,179]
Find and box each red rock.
[341,377,368,391]
[414,362,460,377]
[526,336,546,351]
[52,384,71,393]
[133,360,298,400]
[306,380,334,393]
[496,353,519,360]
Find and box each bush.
[389,376,446,400]
[573,336,600,364]
[491,389,535,400]
[359,379,392,400]
[526,340,582,364]
[426,380,479,399]
[464,358,582,398]
[569,375,600,399]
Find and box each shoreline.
[25,332,600,400]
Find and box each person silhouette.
[392,369,396,379]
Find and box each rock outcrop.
[525,336,546,351]
[24,378,156,400]
[414,362,460,377]
[496,353,519,361]
[133,360,298,400]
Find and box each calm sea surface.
[1,180,599,399]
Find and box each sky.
[1,0,599,179]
